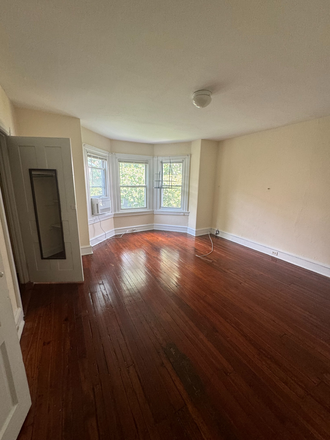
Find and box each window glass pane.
[88,157,105,169]
[162,187,182,208]
[120,162,146,186]
[162,162,182,186]
[90,187,104,197]
[121,187,146,209]
[89,167,106,197]
[90,168,103,187]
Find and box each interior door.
[7,137,83,283]
[0,237,31,440]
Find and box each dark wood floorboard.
[18,232,330,439]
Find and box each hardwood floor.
[18,231,330,439]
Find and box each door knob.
[0,272,4,278]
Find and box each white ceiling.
[1,0,330,143]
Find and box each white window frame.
[112,153,153,214]
[154,155,190,214]
[83,144,112,223]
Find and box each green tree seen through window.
[120,162,147,209]
[161,162,182,208]
[88,156,106,197]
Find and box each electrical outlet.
[215,229,220,235]
[272,251,278,256]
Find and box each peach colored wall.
[196,140,218,229]
[82,126,111,152]
[0,85,18,135]
[89,217,114,238]
[111,139,153,156]
[15,107,90,247]
[114,214,154,230]
[154,142,191,156]
[187,140,201,230]
[154,214,188,226]
[213,116,330,266]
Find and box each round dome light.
[192,90,212,108]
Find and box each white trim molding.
[188,227,212,237]
[153,155,190,213]
[15,307,25,340]
[154,223,189,234]
[112,153,153,213]
[154,210,189,216]
[83,144,111,222]
[89,224,211,247]
[81,245,93,256]
[115,224,154,236]
[90,224,153,246]
[211,229,330,278]
[0,133,29,283]
[114,210,153,218]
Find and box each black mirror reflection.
[29,169,66,260]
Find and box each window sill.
[154,210,190,216]
[114,210,154,218]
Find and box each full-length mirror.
[29,169,66,259]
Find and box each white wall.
[213,116,330,267]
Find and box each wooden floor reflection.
[19,231,330,439]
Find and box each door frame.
[0,183,25,338]
[0,132,29,285]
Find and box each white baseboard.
[187,227,211,236]
[90,224,153,246]
[211,229,330,278]
[90,229,115,246]
[195,227,211,236]
[81,245,93,256]
[115,224,154,235]
[154,223,188,234]
[89,223,212,247]
[15,307,25,339]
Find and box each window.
[88,155,107,197]
[112,154,152,213]
[119,162,147,209]
[84,150,189,223]
[83,145,111,219]
[161,161,183,208]
[155,156,190,212]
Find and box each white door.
[0,241,31,440]
[7,137,83,283]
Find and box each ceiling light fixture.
[192,89,212,108]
